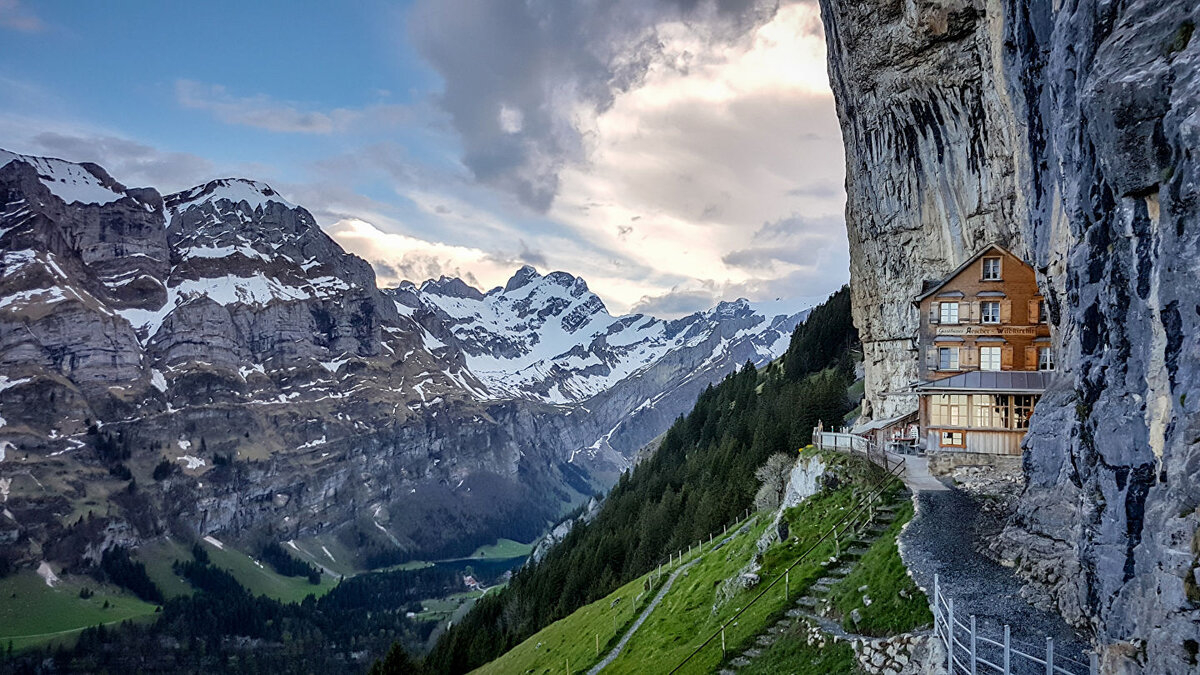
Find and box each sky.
[0,0,849,317]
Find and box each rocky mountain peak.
[420,275,485,300]
[164,177,294,216]
[503,264,542,292]
[0,148,139,207]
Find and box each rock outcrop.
[818,0,1199,671]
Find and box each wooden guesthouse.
[911,244,1054,455]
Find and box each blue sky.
[0,0,849,316]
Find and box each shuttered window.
[980,346,1002,371]
[936,343,955,369]
[939,302,959,324]
[981,301,1001,324]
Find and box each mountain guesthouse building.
[911,244,1053,456]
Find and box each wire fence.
[666,456,908,673]
[931,574,1095,675]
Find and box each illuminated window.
[980,346,1002,371]
[981,301,1001,324]
[982,257,1002,280]
[1038,347,1055,371]
[939,302,960,324]
[941,431,965,447]
[931,394,968,426]
[938,347,960,370]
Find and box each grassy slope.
[827,500,931,635]
[140,537,337,605]
[0,571,158,651]
[737,626,860,675]
[474,451,902,675]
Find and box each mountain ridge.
[0,148,812,575]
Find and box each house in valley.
[911,244,1054,456]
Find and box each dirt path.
[900,489,1091,674]
[587,558,700,674]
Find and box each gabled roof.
[851,408,919,435]
[912,243,1024,305]
[913,370,1053,394]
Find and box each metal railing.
[931,574,1095,675]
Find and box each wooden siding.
[915,246,1050,382]
[925,428,1024,455]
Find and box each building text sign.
[936,325,1040,337]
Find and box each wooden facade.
[912,245,1053,455]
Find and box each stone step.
[795,596,818,607]
[731,657,751,667]
[743,648,762,658]
[719,669,738,675]
[786,608,806,618]
[756,634,776,646]
[847,546,871,556]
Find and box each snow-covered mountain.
[0,149,810,573]
[393,268,802,404]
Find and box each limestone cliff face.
[819,0,1199,672]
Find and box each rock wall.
[818,0,1200,672]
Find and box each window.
[972,394,1010,428]
[938,347,960,370]
[981,301,1001,324]
[939,302,960,325]
[1036,299,1048,324]
[931,394,967,426]
[982,257,1002,280]
[941,431,965,447]
[1038,347,1055,371]
[1012,395,1036,429]
[979,346,1002,371]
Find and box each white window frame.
[938,347,960,371]
[981,301,1000,324]
[1038,347,1055,371]
[939,302,960,325]
[982,257,1002,281]
[979,346,1002,371]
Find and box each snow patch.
[177,454,206,470]
[1,151,125,205]
[203,535,226,550]
[150,369,168,393]
[37,561,60,587]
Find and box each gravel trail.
[901,489,1091,674]
[587,558,700,674]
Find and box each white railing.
[813,430,904,474]
[932,574,1095,675]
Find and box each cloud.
[409,0,783,210]
[325,218,543,290]
[175,80,414,134]
[0,0,44,32]
[721,214,845,269]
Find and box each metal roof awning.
[913,370,1054,394]
[852,408,919,435]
